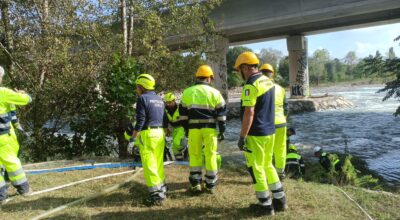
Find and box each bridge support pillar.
[207,36,229,101]
[287,35,310,98]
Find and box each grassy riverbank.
[1,160,399,219]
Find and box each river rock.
[288,95,353,114]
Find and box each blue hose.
[26,161,189,175]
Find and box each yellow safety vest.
[274,83,287,126]
[166,107,182,127]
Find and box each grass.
[1,161,399,220]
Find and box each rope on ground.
[30,170,134,196]
[337,187,374,220]
[30,168,143,220]
[3,170,134,204]
[30,161,175,220]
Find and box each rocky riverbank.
[226,95,353,118]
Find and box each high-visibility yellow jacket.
[179,82,226,132]
[0,87,31,135]
[274,83,288,127]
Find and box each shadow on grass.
[1,196,79,212]
[47,205,269,220]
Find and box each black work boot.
[272,196,288,212]
[15,182,32,196]
[144,191,165,207]
[202,182,215,194]
[0,185,7,205]
[249,203,275,216]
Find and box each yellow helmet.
[164,92,176,102]
[234,51,259,70]
[288,145,298,152]
[135,74,155,90]
[260,63,275,79]
[260,63,275,73]
[195,65,214,78]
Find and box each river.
[224,85,400,186]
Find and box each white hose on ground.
[30,170,134,196]
[3,170,134,204]
[337,187,374,220]
[30,168,143,220]
[30,161,175,220]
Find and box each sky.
[239,22,400,60]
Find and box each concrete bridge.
[190,0,400,100]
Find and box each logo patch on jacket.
[245,89,250,96]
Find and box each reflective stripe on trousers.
[204,170,218,188]
[188,128,219,187]
[245,135,281,198]
[269,182,285,199]
[189,166,202,186]
[137,128,166,191]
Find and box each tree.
[387,47,396,59]
[277,56,289,87]
[0,0,222,161]
[309,49,330,85]
[343,51,358,78]
[325,61,336,82]
[258,48,283,68]
[363,36,400,116]
[226,46,252,87]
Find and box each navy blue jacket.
[134,91,167,131]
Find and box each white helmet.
[313,146,322,153]
[0,66,4,77]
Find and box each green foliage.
[0,0,221,161]
[73,54,141,159]
[277,56,289,87]
[227,73,243,88]
[304,153,381,189]
[363,36,400,116]
[226,46,252,87]
[258,48,283,68]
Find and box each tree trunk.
[117,119,128,158]
[127,1,134,55]
[120,0,128,56]
[39,0,49,87]
[0,0,14,76]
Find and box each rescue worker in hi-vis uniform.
[235,52,287,215]
[260,63,289,180]
[0,66,32,204]
[163,92,186,158]
[285,145,305,180]
[179,65,226,194]
[126,73,168,206]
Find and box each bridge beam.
[287,35,310,98]
[207,36,229,101]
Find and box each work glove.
[180,137,188,149]
[237,136,252,153]
[218,132,225,141]
[127,138,136,155]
